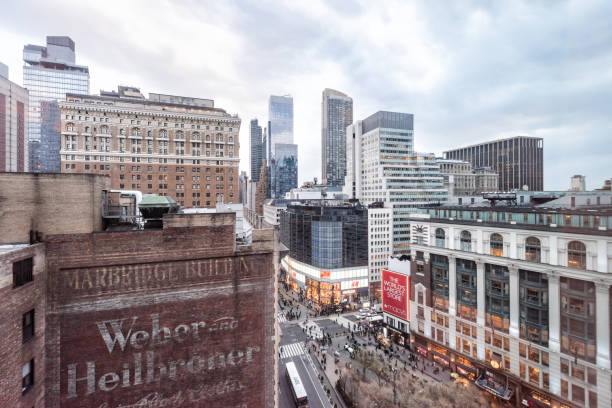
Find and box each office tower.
[60,86,241,207]
[23,36,89,147]
[344,111,447,299]
[279,201,369,305]
[321,88,353,187]
[30,100,61,172]
[268,96,297,198]
[250,119,264,181]
[270,143,298,198]
[444,136,544,191]
[268,95,293,149]
[0,63,29,172]
[570,175,586,192]
[408,194,612,408]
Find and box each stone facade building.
[407,196,612,408]
[59,86,241,208]
[437,158,498,197]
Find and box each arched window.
[159,130,167,139]
[228,136,233,143]
[490,233,504,257]
[100,125,109,134]
[206,134,210,141]
[460,231,471,252]
[435,228,445,248]
[525,237,541,262]
[131,127,140,136]
[119,128,125,136]
[147,130,152,138]
[84,126,90,133]
[66,123,75,132]
[192,132,200,141]
[567,241,586,269]
[176,131,184,139]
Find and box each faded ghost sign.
[57,256,269,408]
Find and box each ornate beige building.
[59,86,240,207]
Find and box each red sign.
[382,269,409,320]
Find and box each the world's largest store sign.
[381,269,409,321]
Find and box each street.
[277,284,512,408]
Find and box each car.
[344,344,355,354]
[359,308,369,313]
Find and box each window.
[22,359,34,394]
[23,309,35,343]
[13,258,33,288]
[567,241,586,269]
[572,384,585,405]
[490,233,503,256]
[525,237,541,262]
[435,228,445,248]
[460,231,471,251]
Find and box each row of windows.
[434,228,588,269]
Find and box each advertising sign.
[382,269,409,320]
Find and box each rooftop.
[0,244,30,255]
[444,135,543,153]
[64,91,233,116]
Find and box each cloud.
[0,0,610,190]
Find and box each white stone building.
[407,197,612,407]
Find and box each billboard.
[382,269,409,320]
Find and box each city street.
[277,287,511,408]
[279,320,339,408]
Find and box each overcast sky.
[1,0,610,190]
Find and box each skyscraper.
[0,63,29,172]
[321,88,352,187]
[23,36,89,143]
[270,143,298,198]
[30,100,61,172]
[444,136,544,191]
[268,95,297,195]
[344,111,447,299]
[268,95,293,148]
[250,119,264,181]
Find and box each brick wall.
[0,173,109,244]
[0,243,46,408]
[17,101,24,171]
[0,93,5,171]
[44,221,275,407]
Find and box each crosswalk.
[277,311,288,324]
[300,321,323,339]
[280,341,306,359]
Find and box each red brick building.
[0,173,276,408]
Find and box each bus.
[285,361,309,407]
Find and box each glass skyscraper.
[321,88,352,187]
[270,143,298,198]
[23,36,89,147]
[268,95,293,149]
[268,95,297,197]
[29,100,61,172]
